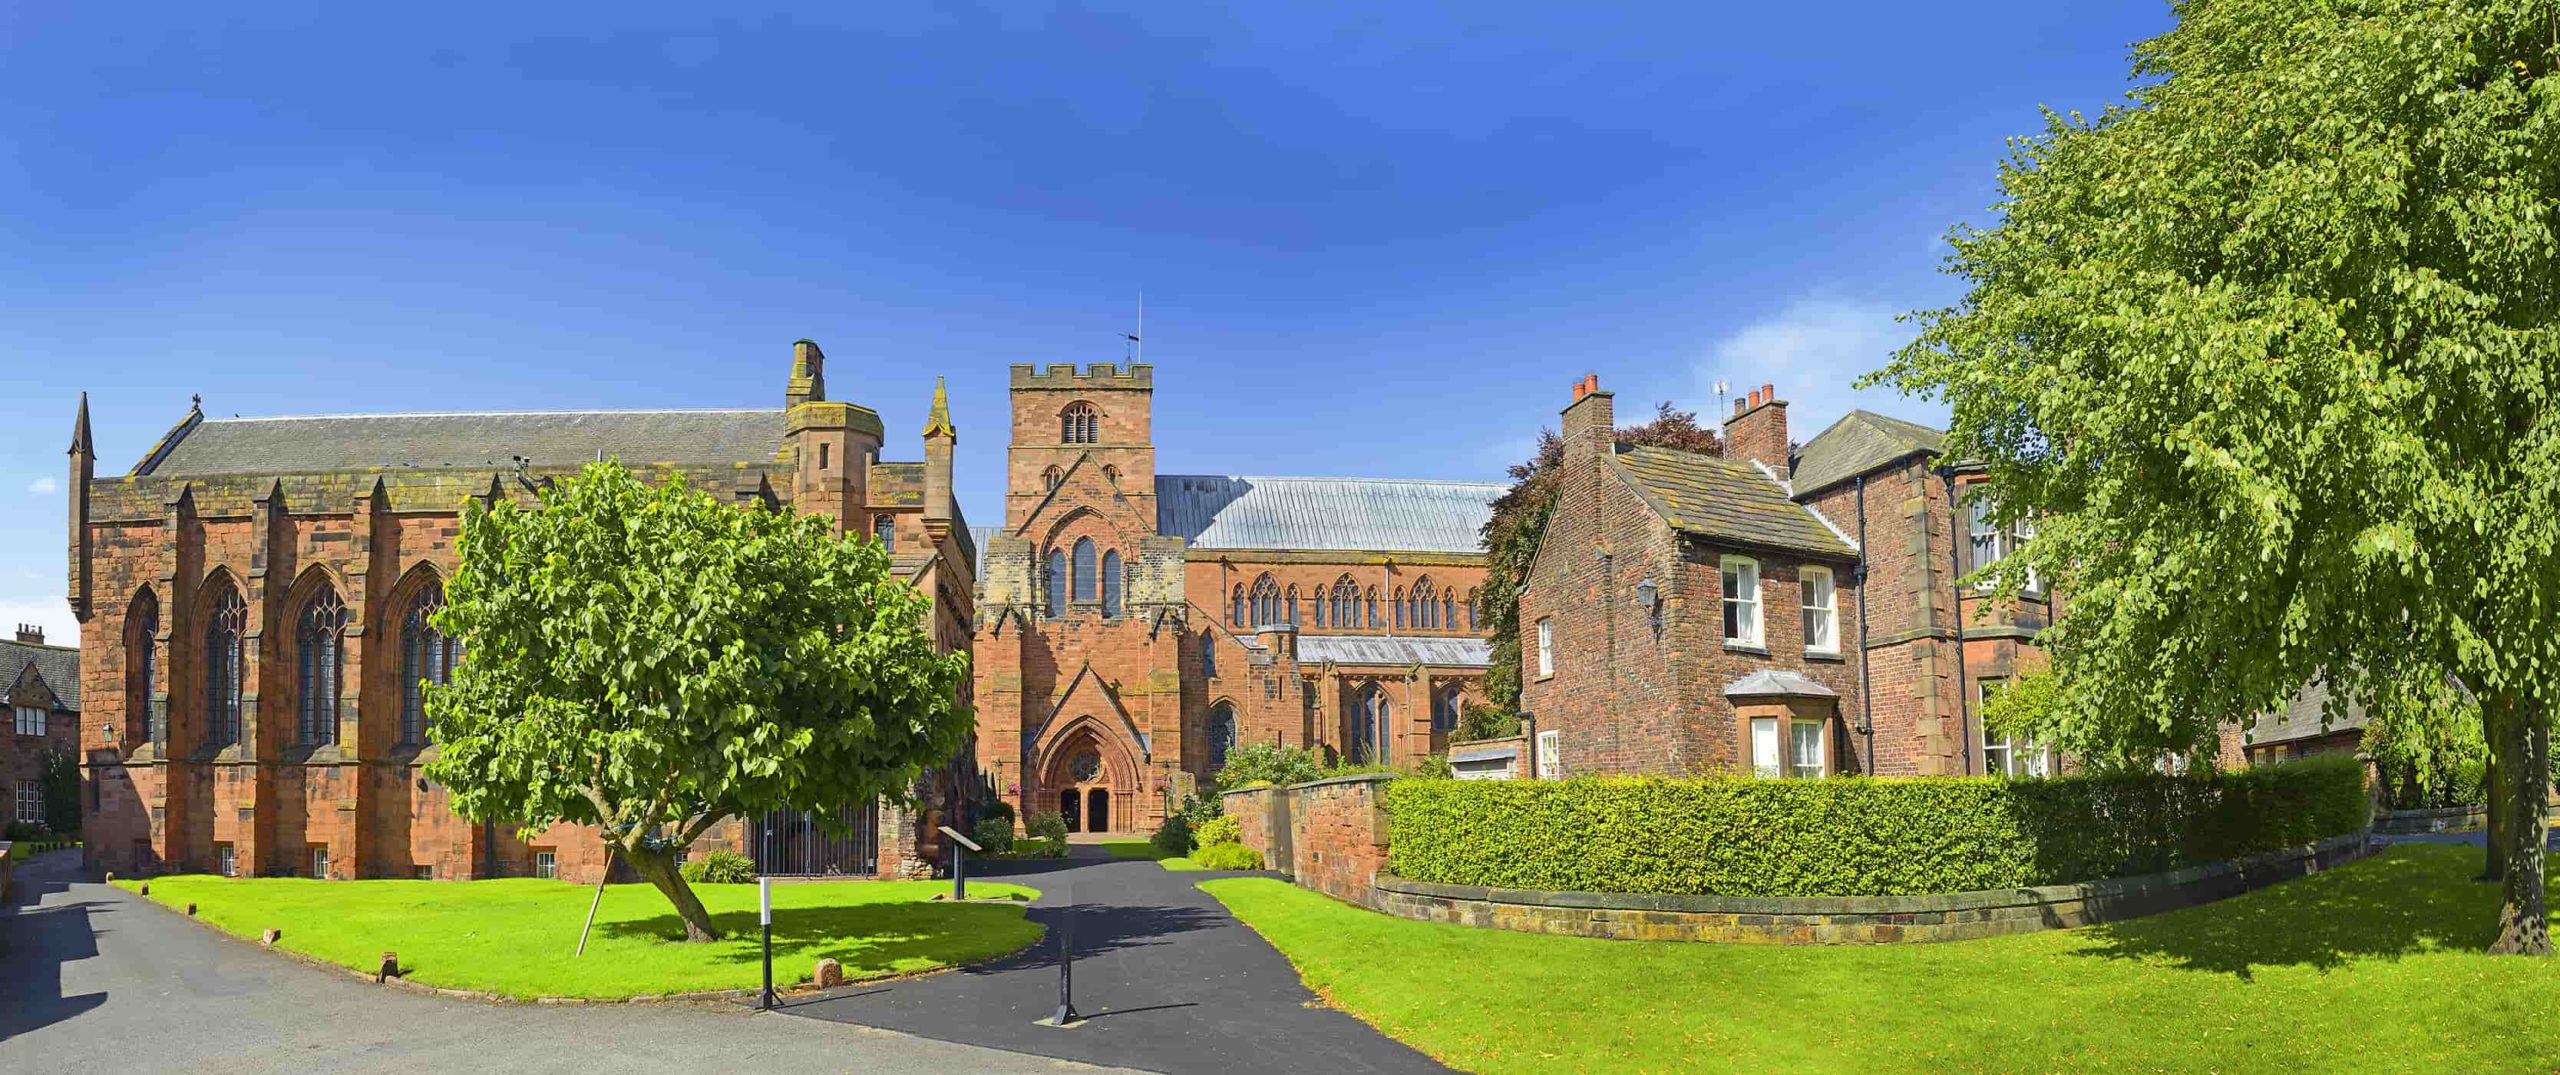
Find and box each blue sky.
[0,2,2173,642]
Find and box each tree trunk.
[2485,691,2550,956]
[2483,744,2506,881]
[624,846,723,943]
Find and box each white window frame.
[1800,567,1838,655]
[1749,717,1781,779]
[14,705,43,737]
[217,844,237,878]
[310,846,330,880]
[1967,495,2041,594]
[15,780,43,824]
[1790,719,1828,779]
[1720,556,1762,647]
[1980,679,2054,778]
[1536,618,1554,677]
[534,850,558,880]
[1535,729,1561,779]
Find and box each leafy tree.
[40,750,80,835]
[424,460,970,942]
[1873,0,2560,953]
[1480,403,1721,711]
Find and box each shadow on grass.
[2065,846,2506,979]
[597,901,1041,973]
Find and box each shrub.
[1217,742,1326,788]
[1177,792,1222,827]
[1455,703,1522,743]
[678,849,756,884]
[1152,815,1195,856]
[1411,754,1454,780]
[1194,815,1242,847]
[972,815,1015,855]
[1008,836,1067,859]
[1385,755,2371,897]
[1026,810,1069,843]
[1191,842,1263,870]
[979,797,1017,827]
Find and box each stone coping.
[1449,743,1520,763]
[2376,804,2483,821]
[1376,831,2372,917]
[1220,770,1396,799]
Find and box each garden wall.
[1221,772,1394,905]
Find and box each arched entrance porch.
[1035,717,1142,835]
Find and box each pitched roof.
[0,638,80,711]
[1156,475,1505,554]
[1723,669,1837,699]
[2249,680,2369,748]
[1609,446,1857,559]
[1294,634,1492,669]
[1788,410,1945,496]
[135,409,786,478]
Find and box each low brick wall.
[2374,804,2484,835]
[1221,773,1395,899]
[1371,832,2376,944]
[1222,785,1281,874]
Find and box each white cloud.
[1698,297,1945,444]
[26,477,57,495]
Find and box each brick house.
[971,364,1505,834]
[1520,376,2054,779]
[66,341,974,881]
[3,625,80,833]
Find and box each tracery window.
[1249,574,1282,627]
[1042,466,1064,493]
[1330,575,1360,627]
[1285,585,1300,626]
[1410,577,1439,630]
[1366,587,1381,629]
[1046,550,1068,620]
[1232,585,1248,625]
[129,589,160,745]
[1072,538,1099,602]
[1101,550,1124,617]
[296,585,347,746]
[401,580,460,745]
[1061,402,1100,444]
[204,585,246,749]
[1208,703,1237,772]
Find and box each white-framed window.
[1966,495,2041,592]
[217,844,236,878]
[15,780,43,824]
[534,850,557,880]
[1980,679,2054,777]
[415,865,433,880]
[1536,618,1555,677]
[1536,729,1561,779]
[1749,718,1781,779]
[1800,567,1838,654]
[310,846,330,880]
[1720,557,1761,646]
[1790,719,1827,779]
[14,705,44,737]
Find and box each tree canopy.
[424,460,971,941]
[1873,0,2560,952]
[1480,403,1721,712]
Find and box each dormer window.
[1061,402,1100,444]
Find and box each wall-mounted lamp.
[1634,578,1662,637]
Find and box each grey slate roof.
[137,409,786,477]
[0,639,80,711]
[1723,669,1836,699]
[1789,410,1945,496]
[1156,475,1505,554]
[1610,446,1858,559]
[1450,741,1519,763]
[2249,680,2369,748]
[1295,634,1492,669]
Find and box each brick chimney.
[1560,373,1614,462]
[14,623,43,645]
[1723,382,1790,478]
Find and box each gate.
[1268,789,1296,879]
[752,798,879,877]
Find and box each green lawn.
[1203,844,2560,1074]
[118,874,1041,999]
[1098,839,1207,870]
[10,838,79,861]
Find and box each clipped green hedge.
[1385,755,2369,898]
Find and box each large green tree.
[425,460,970,942]
[1480,404,1720,711]
[1874,0,2560,953]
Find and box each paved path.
[786,845,1447,1074]
[0,850,1132,1075]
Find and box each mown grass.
[1099,838,1207,870]
[1204,844,2560,1073]
[118,874,1040,999]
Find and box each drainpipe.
[1854,475,1875,774]
[1937,466,1974,776]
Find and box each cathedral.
[969,364,1505,834]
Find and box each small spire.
[68,392,92,456]
[922,376,956,438]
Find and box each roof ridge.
[1156,473,1509,488]
[0,638,78,653]
[204,407,785,423]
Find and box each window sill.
[1533,672,1555,683]
[1803,649,1846,662]
[1721,642,1769,656]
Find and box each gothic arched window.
[128,589,159,745]
[1467,589,1482,630]
[1366,587,1382,629]
[1250,574,1281,627]
[1072,538,1099,602]
[204,584,245,749]
[1432,684,1463,732]
[1393,588,1406,630]
[1232,585,1248,625]
[1444,592,1457,631]
[1061,402,1100,444]
[1200,630,1218,678]
[1042,466,1064,493]
[1046,550,1068,620]
[1101,550,1124,617]
[1411,577,1439,630]
[874,514,895,553]
[402,580,460,745]
[1331,575,1360,627]
[1102,464,1121,484]
[1351,684,1390,764]
[1285,585,1300,626]
[296,584,347,746]
[1208,702,1238,772]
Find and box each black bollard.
[759,876,775,1012]
[1050,903,1081,1026]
